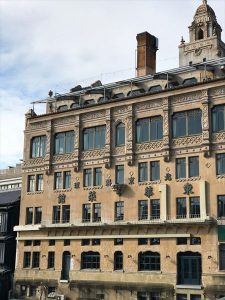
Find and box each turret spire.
[203,0,207,5]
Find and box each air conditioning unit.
[56,295,65,300]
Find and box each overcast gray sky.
[0,0,225,169]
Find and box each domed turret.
[179,0,225,67]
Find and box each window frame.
[54,131,75,155]
[31,135,46,158]
[116,122,125,146]
[83,125,106,150]
[136,116,163,144]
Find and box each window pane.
[52,206,60,224]
[54,133,64,154]
[173,112,186,137]
[176,198,187,218]
[62,205,70,223]
[65,131,75,153]
[116,123,125,146]
[37,174,43,191]
[84,169,92,187]
[150,161,160,181]
[28,175,35,192]
[136,119,149,143]
[217,154,225,175]
[116,165,124,184]
[150,116,163,140]
[212,105,225,132]
[34,207,42,224]
[64,171,71,189]
[188,110,202,135]
[114,251,123,270]
[139,162,148,182]
[26,207,33,225]
[93,203,101,222]
[31,136,46,158]
[176,158,186,179]
[83,204,91,222]
[94,168,102,186]
[151,200,160,219]
[55,172,62,189]
[190,197,200,218]
[95,126,105,148]
[138,251,160,271]
[218,195,225,218]
[219,244,225,270]
[139,200,148,220]
[115,202,124,221]
[189,157,199,177]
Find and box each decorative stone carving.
[105,178,112,187]
[165,173,172,181]
[74,178,80,189]
[30,121,48,130]
[112,184,126,196]
[210,87,225,96]
[23,158,46,167]
[136,141,164,152]
[172,135,202,147]
[82,149,105,159]
[58,194,66,204]
[53,116,76,126]
[183,183,193,195]
[82,111,105,121]
[144,186,154,198]
[52,153,77,163]
[113,147,125,155]
[172,92,202,105]
[212,132,225,143]
[128,172,135,185]
[88,191,96,202]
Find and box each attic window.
[149,85,162,93]
[165,82,179,89]
[127,88,145,97]
[57,105,68,112]
[70,102,80,109]
[183,78,197,86]
[112,93,125,99]
[98,96,110,103]
[197,28,204,40]
[83,99,95,106]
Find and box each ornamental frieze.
[53,116,76,126]
[210,86,225,97]
[52,153,77,163]
[135,100,162,112]
[172,92,202,105]
[114,105,132,116]
[29,120,49,130]
[23,157,46,167]
[212,132,225,143]
[81,111,105,121]
[135,141,164,152]
[112,146,125,156]
[81,149,105,159]
[171,135,202,147]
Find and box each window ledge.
[176,177,201,182]
[80,269,101,272]
[27,191,43,195]
[217,174,225,179]
[53,188,72,193]
[138,180,161,185]
[176,285,202,290]
[138,271,162,274]
[83,186,103,190]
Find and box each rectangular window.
[81,239,90,246]
[114,238,123,245]
[62,205,70,223]
[82,204,91,222]
[28,175,35,192]
[52,206,60,224]
[138,162,148,182]
[190,296,201,300]
[172,109,202,138]
[64,239,70,246]
[176,158,186,179]
[32,252,40,268]
[48,251,55,269]
[190,197,200,218]
[33,240,41,246]
[92,239,101,245]
[23,252,31,268]
[64,171,71,189]
[150,238,160,245]
[84,169,92,187]
[139,200,148,220]
[26,207,33,225]
[176,198,187,218]
[54,172,62,190]
[190,237,201,245]
[34,207,42,224]
[151,199,160,219]
[49,240,55,246]
[216,153,225,175]
[150,161,160,181]
[31,136,46,158]
[83,126,105,150]
[219,244,225,270]
[176,295,187,300]
[138,238,148,245]
[37,174,43,191]
[116,165,124,184]
[94,168,102,186]
[212,105,225,132]
[93,203,101,222]
[136,116,163,143]
[115,201,124,221]
[54,131,74,154]
[189,157,199,178]
[24,240,32,246]
[0,243,5,264]
[177,237,187,245]
[218,195,225,218]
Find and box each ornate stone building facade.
[13,1,225,300]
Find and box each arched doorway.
[177,252,201,285]
[61,251,71,280]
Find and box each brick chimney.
[136,31,158,77]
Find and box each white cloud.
[0,0,225,167]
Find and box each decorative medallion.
[88,191,96,202]
[164,173,172,181]
[58,194,66,204]
[128,172,135,185]
[74,178,80,189]
[106,178,112,187]
[144,186,153,198]
[183,183,193,195]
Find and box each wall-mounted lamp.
[128,255,132,258]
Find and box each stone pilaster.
[104,109,111,169]
[162,97,170,162]
[125,105,134,166]
[74,115,80,172]
[201,89,211,157]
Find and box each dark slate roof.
[0,190,20,206]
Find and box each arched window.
[114,251,123,271]
[197,28,204,40]
[138,251,160,271]
[116,123,125,146]
[177,252,201,285]
[81,251,100,269]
